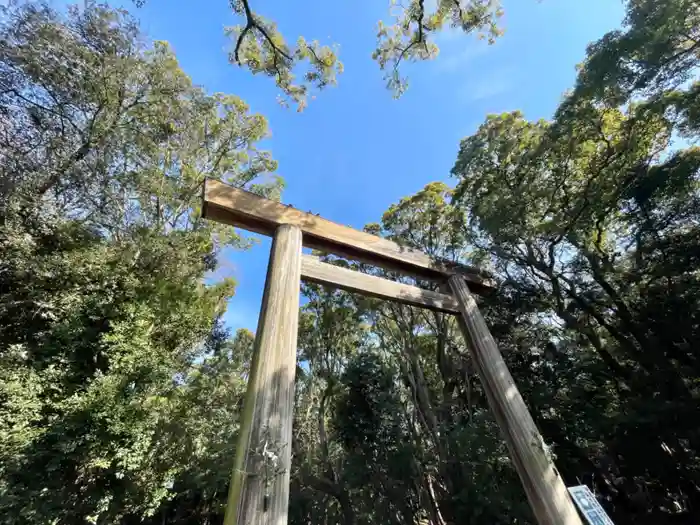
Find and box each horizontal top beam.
[202,179,494,294]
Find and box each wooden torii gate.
[202,179,583,525]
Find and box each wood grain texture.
[202,178,494,293]
[224,224,302,525]
[449,275,583,525]
[301,255,460,314]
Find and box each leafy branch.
[232,0,291,68]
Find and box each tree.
[0,3,279,523]
[142,328,255,525]
[0,215,239,523]
[369,183,534,524]
[291,282,368,525]
[448,0,700,521]
[1,2,281,237]
[566,0,700,106]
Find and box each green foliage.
[289,190,535,525]
[447,1,700,522]
[380,181,468,261]
[223,0,504,106]
[569,0,700,105]
[1,1,281,240]
[0,218,234,523]
[136,0,504,108]
[373,0,503,96]
[0,3,275,523]
[224,3,343,112]
[334,353,404,455]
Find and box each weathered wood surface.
[449,275,583,525]
[202,178,494,293]
[301,254,460,314]
[224,224,302,525]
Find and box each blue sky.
[119,0,625,333]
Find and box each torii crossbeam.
[202,178,582,525]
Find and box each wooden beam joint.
[202,179,494,294]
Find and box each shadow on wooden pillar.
[449,275,583,525]
[224,224,302,525]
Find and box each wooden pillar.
[224,224,302,525]
[448,275,583,525]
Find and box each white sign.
[568,485,615,525]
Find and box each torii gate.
[202,179,583,525]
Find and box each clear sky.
[117,0,626,333]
